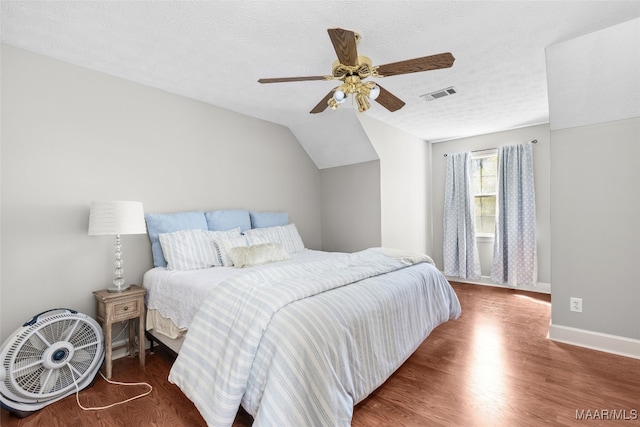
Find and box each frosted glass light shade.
[88,201,146,235]
[368,85,380,100]
[333,90,346,103]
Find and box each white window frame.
[471,149,498,239]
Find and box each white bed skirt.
[146,308,186,340]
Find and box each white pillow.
[228,243,289,268]
[159,228,241,271]
[243,223,305,254]
[213,235,250,267]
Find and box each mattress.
[143,249,328,338]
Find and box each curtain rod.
[443,139,537,157]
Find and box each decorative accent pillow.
[159,228,241,271]
[228,243,290,268]
[145,211,208,267]
[243,223,305,254]
[213,235,250,267]
[249,211,289,229]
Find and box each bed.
[142,209,461,427]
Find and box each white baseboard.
[445,274,551,294]
[548,324,640,360]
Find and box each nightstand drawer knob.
[123,306,129,311]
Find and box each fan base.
[1,373,99,418]
[1,402,35,419]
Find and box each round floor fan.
[0,308,104,418]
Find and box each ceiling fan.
[258,28,455,114]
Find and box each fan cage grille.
[2,312,103,402]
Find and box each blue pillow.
[205,209,251,232]
[250,211,289,229]
[145,211,208,267]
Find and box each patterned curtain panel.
[443,152,481,279]
[491,142,537,286]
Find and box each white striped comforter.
[168,248,461,427]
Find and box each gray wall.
[1,44,321,342]
[546,18,640,340]
[359,114,432,254]
[550,119,639,339]
[430,124,552,286]
[320,160,381,253]
[319,115,432,255]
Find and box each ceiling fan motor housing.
[331,56,376,79]
[0,309,104,418]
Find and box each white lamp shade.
[88,201,147,235]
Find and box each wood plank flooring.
[2,283,639,426]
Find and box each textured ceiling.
[2,1,639,168]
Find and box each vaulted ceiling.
[2,1,639,168]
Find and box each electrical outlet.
[570,297,583,313]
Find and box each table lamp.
[88,201,146,292]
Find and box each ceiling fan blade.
[327,28,358,67]
[376,52,455,77]
[310,90,335,114]
[258,76,328,84]
[375,85,406,112]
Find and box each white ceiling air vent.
[420,86,457,101]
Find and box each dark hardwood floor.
[2,283,639,426]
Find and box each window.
[471,150,498,235]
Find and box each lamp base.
[107,284,131,293]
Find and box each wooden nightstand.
[93,285,146,379]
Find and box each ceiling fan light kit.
[328,77,380,112]
[259,28,455,114]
